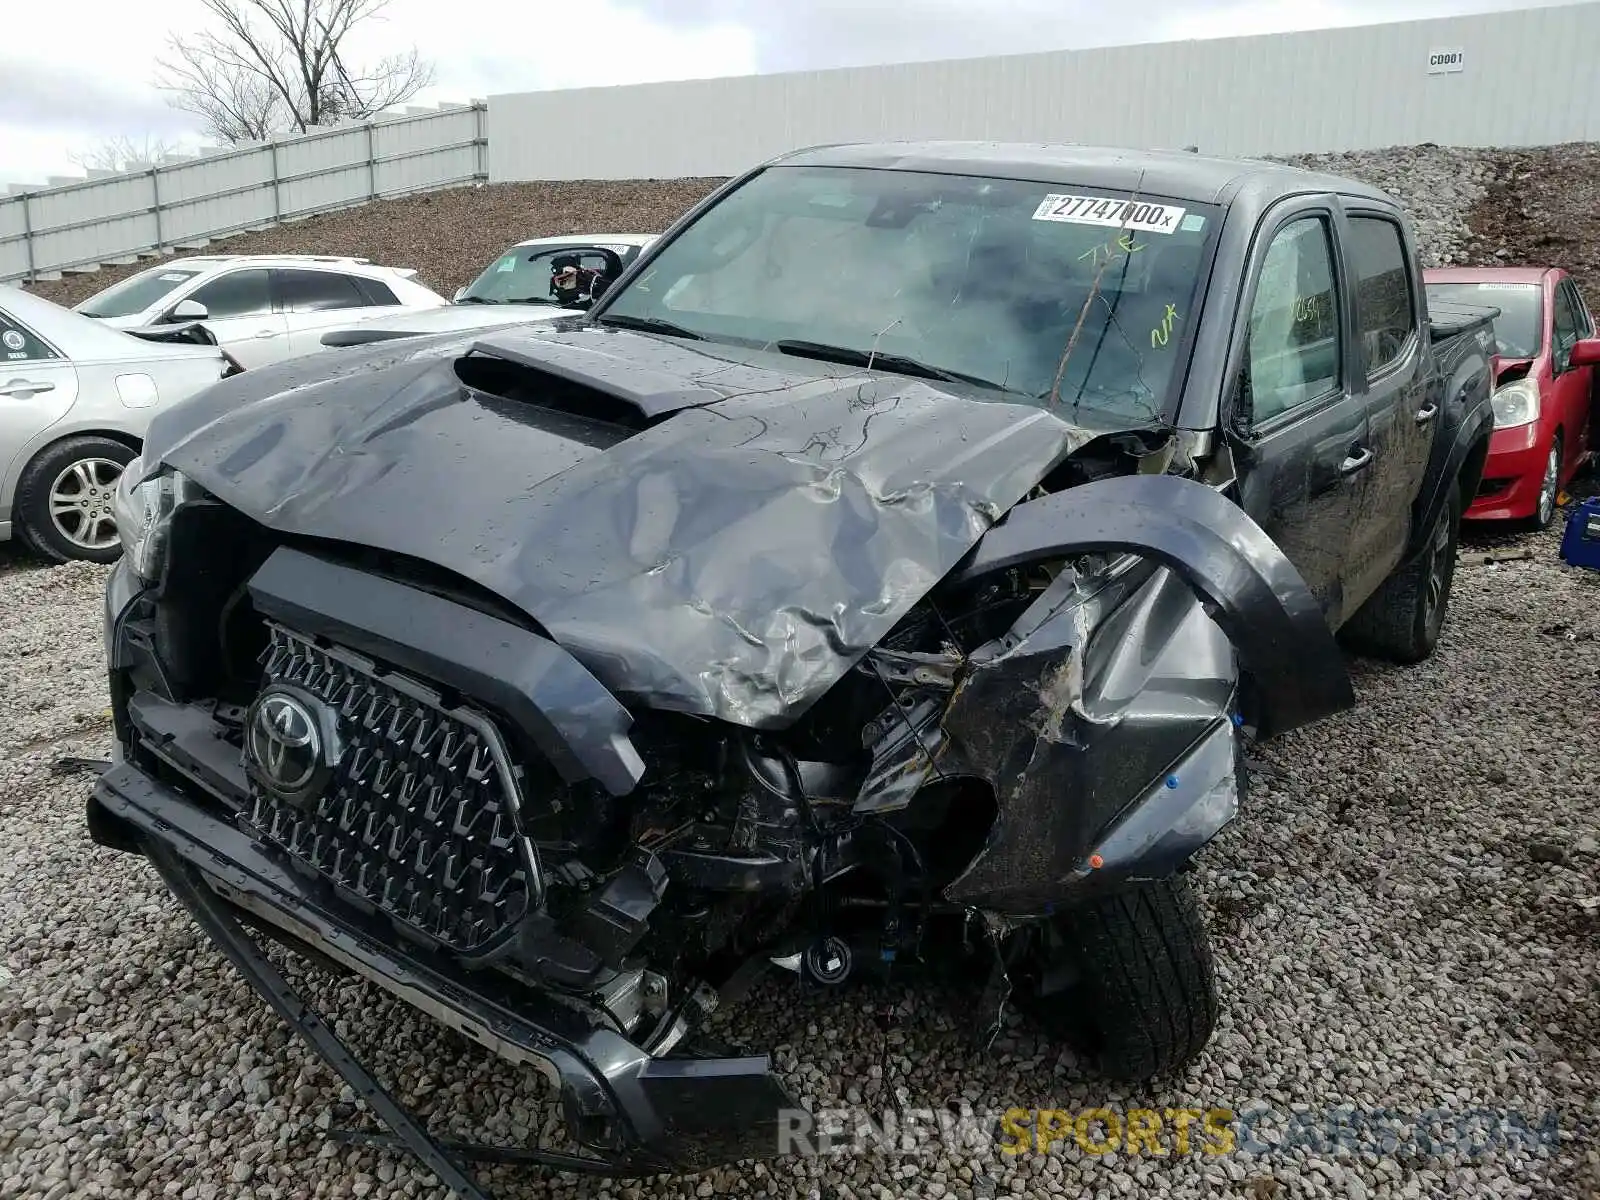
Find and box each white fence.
[0,103,486,282]
[488,2,1600,181]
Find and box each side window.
[1347,216,1416,376]
[1575,282,1597,337]
[0,314,61,362]
[1245,216,1341,424]
[277,269,370,313]
[1553,282,1582,369]
[351,276,400,306]
[1560,279,1593,342]
[188,269,272,320]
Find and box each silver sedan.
[0,285,232,563]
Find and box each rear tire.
[1341,479,1462,665]
[15,436,135,565]
[1043,875,1219,1082]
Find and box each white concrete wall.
[487,3,1600,181]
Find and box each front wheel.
[1530,431,1563,531]
[1036,875,1219,1082]
[15,436,136,564]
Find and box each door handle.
[0,379,55,398]
[1340,446,1374,475]
[254,329,278,339]
[1415,402,1439,425]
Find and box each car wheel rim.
[47,457,124,552]
[1423,506,1452,625]
[1538,444,1560,526]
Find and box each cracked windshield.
[601,164,1216,421]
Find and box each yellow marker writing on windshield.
[1078,234,1144,267]
[1151,303,1180,348]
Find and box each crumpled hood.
[139,325,1099,727]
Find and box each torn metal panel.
[940,472,1352,914]
[943,562,1237,914]
[949,473,1354,738]
[137,325,1098,729]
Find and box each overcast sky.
[1,0,1557,184]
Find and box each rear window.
[0,312,60,361]
[1346,216,1415,376]
[352,276,400,306]
[276,269,370,313]
[1426,281,1544,359]
[77,267,202,318]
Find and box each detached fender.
[950,472,1353,739]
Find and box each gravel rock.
[5,143,1600,1200]
[1272,144,1495,267]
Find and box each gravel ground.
[4,143,1600,1199]
[4,519,1599,1200]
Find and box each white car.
[1,286,234,563]
[74,254,448,369]
[319,234,658,348]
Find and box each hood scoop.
[467,332,725,424]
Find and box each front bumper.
[94,555,796,1174]
[91,758,795,1173]
[1465,423,1549,522]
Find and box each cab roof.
[770,141,1397,210]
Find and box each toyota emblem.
[246,690,323,796]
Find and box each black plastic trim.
[247,547,646,796]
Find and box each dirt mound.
[1466,142,1600,299]
[23,178,728,308]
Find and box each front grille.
[242,623,539,956]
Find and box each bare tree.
[67,135,188,173]
[158,48,284,143]
[156,0,435,144]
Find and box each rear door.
[0,306,80,508]
[1338,207,1433,604]
[275,268,398,357]
[1225,200,1371,627]
[182,268,286,368]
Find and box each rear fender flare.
[1411,406,1492,560]
[950,473,1354,739]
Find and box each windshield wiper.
[773,340,1016,394]
[596,313,703,340]
[455,296,498,304]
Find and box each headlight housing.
[113,457,198,581]
[1490,379,1541,429]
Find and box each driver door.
[1226,202,1372,628]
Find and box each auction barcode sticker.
[1032,194,1188,233]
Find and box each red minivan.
[1424,266,1600,528]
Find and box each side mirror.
[1568,337,1600,368]
[452,287,467,303]
[169,298,208,322]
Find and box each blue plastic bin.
[1559,496,1600,572]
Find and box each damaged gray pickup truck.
[90,142,1495,1188]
